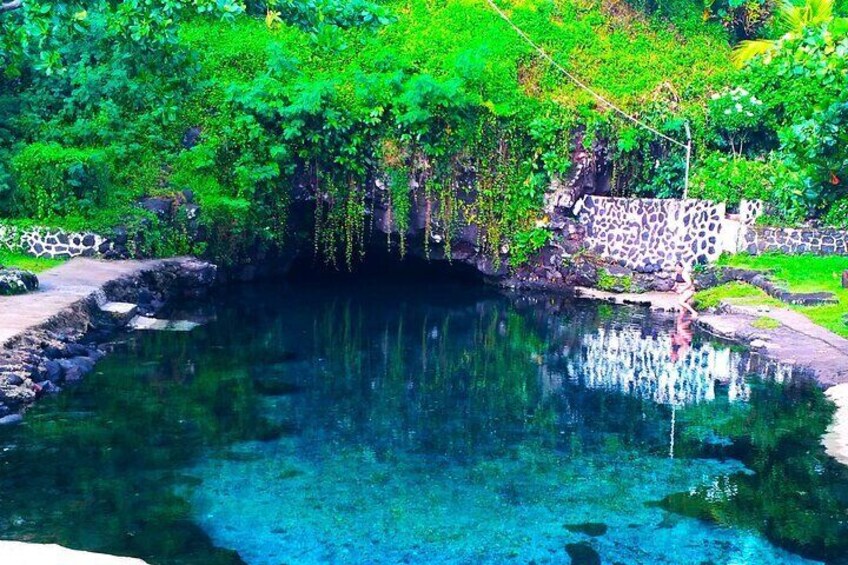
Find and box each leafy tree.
[0,0,244,75]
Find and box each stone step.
[99,301,138,324]
[128,316,200,332]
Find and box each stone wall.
[736,199,848,256]
[575,196,725,272]
[0,223,125,260]
[738,225,848,255]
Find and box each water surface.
[0,280,846,564]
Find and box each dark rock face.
[140,197,174,219]
[0,268,38,295]
[0,259,217,417]
[842,270,848,289]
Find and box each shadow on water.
[0,277,845,563]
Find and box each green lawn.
[698,253,848,338]
[0,251,66,273]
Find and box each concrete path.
[0,258,163,347]
[0,541,148,564]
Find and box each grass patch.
[0,251,65,273]
[693,281,779,310]
[716,253,848,338]
[751,316,781,330]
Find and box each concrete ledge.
[0,541,148,564]
[574,287,679,312]
[0,257,216,417]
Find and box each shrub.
[10,143,112,220]
[822,198,848,229]
[509,227,550,267]
[689,152,772,208]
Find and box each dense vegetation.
[1,0,847,266]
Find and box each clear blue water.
[0,280,847,564]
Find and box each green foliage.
[259,0,393,32]
[10,142,111,220]
[596,269,633,292]
[509,227,550,267]
[707,86,767,156]
[704,0,773,41]
[0,0,758,266]
[732,0,846,66]
[688,152,773,208]
[1,0,244,76]
[707,19,848,221]
[822,197,848,228]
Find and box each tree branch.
[0,0,23,13]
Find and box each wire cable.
[482,0,688,149]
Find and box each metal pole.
[683,122,692,200]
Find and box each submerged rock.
[565,541,601,565]
[0,268,38,295]
[0,414,23,426]
[564,522,608,537]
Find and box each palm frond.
[777,0,834,33]
[808,0,834,24]
[777,1,806,34]
[732,39,776,67]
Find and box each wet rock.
[140,197,173,219]
[0,414,23,426]
[62,343,91,358]
[58,356,96,382]
[37,381,62,394]
[565,541,601,565]
[0,268,38,296]
[564,523,608,537]
[182,126,202,149]
[571,258,599,287]
[2,374,24,387]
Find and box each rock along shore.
[0,257,216,420]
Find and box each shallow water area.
[0,279,847,564]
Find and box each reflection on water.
[0,281,845,564]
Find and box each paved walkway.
[0,258,163,346]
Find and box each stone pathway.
[0,258,164,347]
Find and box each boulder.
[0,268,38,295]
